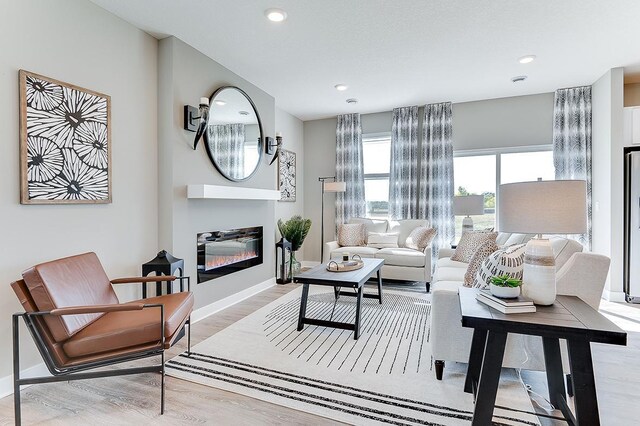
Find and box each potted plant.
[489,275,522,299]
[277,215,312,277]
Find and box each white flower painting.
[278,149,296,202]
[20,70,111,204]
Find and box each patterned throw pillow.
[451,231,498,263]
[463,240,499,287]
[338,223,366,247]
[366,232,399,249]
[405,227,437,251]
[471,243,527,289]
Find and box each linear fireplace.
[196,226,263,283]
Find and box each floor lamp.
[319,177,346,262]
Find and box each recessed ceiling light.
[214,100,226,106]
[518,55,536,64]
[346,98,358,104]
[335,84,348,91]
[511,75,528,83]
[265,8,287,22]
[239,110,250,115]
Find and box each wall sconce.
[267,132,283,165]
[184,97,210,150]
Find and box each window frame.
[362,132,392,218]
[453,144,553,228]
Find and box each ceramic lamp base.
[462,216,474,234]
[522,238,556,305]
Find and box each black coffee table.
[458,287,627,426]
[293,258,384,340]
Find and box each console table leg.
[297,284,309,332]
[567,339,600,425]
[465,328,488,394]
[471,331,507,426]
[542,337,566,406]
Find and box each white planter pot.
[489,283,521,299]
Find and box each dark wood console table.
[458,287,626,426]
[294,258,383,340]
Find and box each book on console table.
[476,290,536,314]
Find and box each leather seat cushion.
[330,246,379,259]
[63,292,194,358]
[375,248,425,267]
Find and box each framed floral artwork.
[278,149,296,202]
[19,70,111,204]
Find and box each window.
[362,134,391,218]
[453,147,553,242]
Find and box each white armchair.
[430,238,610,380]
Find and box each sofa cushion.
[63,292,194,358]
[451,231,498,263]
[472,243,527,289]
[405,226,436,251]
[22,252,119,343]
[348,217,388,241]
[388,219,429,248]
[501,233,534,248]
[367,232,399,248]
[338,223,366,247]
[433,266,467,283]
[330,246,379,259]
[464,239,499,287]
[436,257,469,269]
[495,233,511,247]
[550,237,583,270]
[375,248,426,267]
[431,280,462,293]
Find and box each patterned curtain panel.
[389,106,419,220]
[419,102,455,266]
[208,124,245,179]
[335,113,366,227]
[553,86,592,249]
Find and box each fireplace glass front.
[197,226,263,283]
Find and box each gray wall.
[158,37,277,310]
[275,108,306,258]
[302,93,554,262]
[0,0,158,380]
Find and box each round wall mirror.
[204,86,263,181]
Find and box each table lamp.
[453,195,485,233]
[319,177,346,262]
[498,180,587,305]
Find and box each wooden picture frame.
[278,149,296,202]
[19,70,112,204]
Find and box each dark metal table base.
[297,271,382,340]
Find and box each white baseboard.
[603,289,626,302]
[0,278,276,399]
[301,261,320,268]
[0,362,50,400]
[191,277,275,324]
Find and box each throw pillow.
[338,223,366,247]
[405,226,436,251]
[463,239,499,287]
[472,243,527,289]
[366,232,399,249]
[451,231,498,263]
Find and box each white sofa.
[324,218,432,286]
[430,235,611,380]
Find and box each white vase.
[522,238,556,305]
[489,283,521,299]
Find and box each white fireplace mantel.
[187,184,280,201]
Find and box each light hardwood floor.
[0,283,638,425]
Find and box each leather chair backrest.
[22,252,119,342]
[11,279,68,367]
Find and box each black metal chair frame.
[12,276,192,426]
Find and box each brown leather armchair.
[10,252,194,425]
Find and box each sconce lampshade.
[453,195,485,216]
[324,181,346,193]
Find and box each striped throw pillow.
[472,243,527,289]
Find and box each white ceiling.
[90,0,640,121]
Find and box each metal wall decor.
[19,70,111,204]
[278,149,296,202]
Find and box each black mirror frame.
[202,86,264,182]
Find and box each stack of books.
[476,290,536,314]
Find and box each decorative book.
[476,291,536,314]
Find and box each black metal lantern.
[142,250,185,297]
[275,238,292,284]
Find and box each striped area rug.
[167,286,540,425]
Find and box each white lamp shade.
[498,180,587,234]
[453,195,485,216]
[324,181,346,193]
